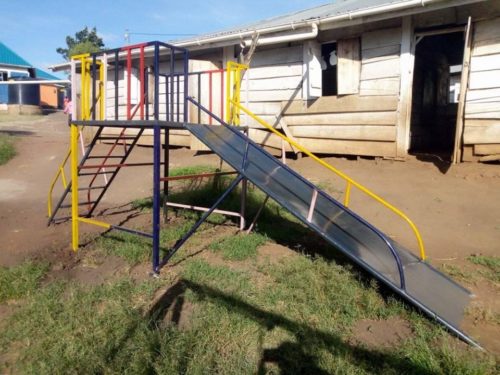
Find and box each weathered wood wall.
[463,17,500,157]
[238,45,304,151]
[281,27,402,157]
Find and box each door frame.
[400,24,468,157]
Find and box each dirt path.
[0,114,498,352]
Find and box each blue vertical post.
[152,42,161,273]
[170,50,174,121]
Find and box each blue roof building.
[0,41,59,103]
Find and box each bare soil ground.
[0,112,498,353]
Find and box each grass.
[94,219,197,265]
[1,177,498,373]
[0,261,49,303]
[440,263,476,283]
[95,231,152,264]
[3,254,495,374]
[209,232,268,261]
[0,134,16,165]
[168,164,218,177]
[467,255,500,283]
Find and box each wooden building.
[172,0,500,162]
[55,0,500,162]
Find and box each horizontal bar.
[159,171,236,182]
[166,202,242,218]
[72,120,184,129]
[97,136,138,140]
[60,201,97,208]
[78,217,111,229]
[162,68,225,78]
[110,225,153,238]
[79,162,164,169]
[79,171,114,176]
[78,185,107,191]
[87,155,124,159]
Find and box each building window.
[321,42,338,96]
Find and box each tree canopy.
[56,27,105,60]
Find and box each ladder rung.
[98,136,138,140]
[78,186,107,191]
[86,155,125,159]
[60,201,97,208]
[80,164,124,169]
[79,171,115,176]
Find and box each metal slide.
[185,122,479,348]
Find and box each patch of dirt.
[462,280,500,351]
[45,254,128,286]
[0,304,17,328]
[130,262,154,282]
[257,243,296,264]
[0,340,22,375]
[1,112,499,353]
[349,317,413,349]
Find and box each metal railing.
[226,63,426,260]
[47,54,105,219]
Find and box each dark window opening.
[322,42,337,96]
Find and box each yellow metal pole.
[70,123,79,251]
[225,64,231,123]
[344,182,352,207]
[231,100,426,260]
[78,217,111,229]
[235,68,241,126]
[99,58,105,120]
[47,150,71,217]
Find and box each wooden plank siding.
[279,28,402,157]
[359,27,402,97]
[463,16,500,155]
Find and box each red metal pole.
[139,46,145,120]
[126,48,132,120]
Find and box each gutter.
[49,0,460,72]
[241,23,318,47]
[174,0,448,48]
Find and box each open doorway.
[409,30,465,160]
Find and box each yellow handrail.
[226,61,247,126]
[47,54,105,220]
[47,149,71,217]
[230,99,426,260]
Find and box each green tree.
[56,26,105,60]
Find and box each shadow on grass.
[132,175,383,288]
[136,175,345,262]
[149,279,435,375]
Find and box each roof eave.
[173,0,484,48]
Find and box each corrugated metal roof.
[0,41,31,67]
[35,68,60,80]
[172,0,411,44]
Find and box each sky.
[0,0,330,76]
